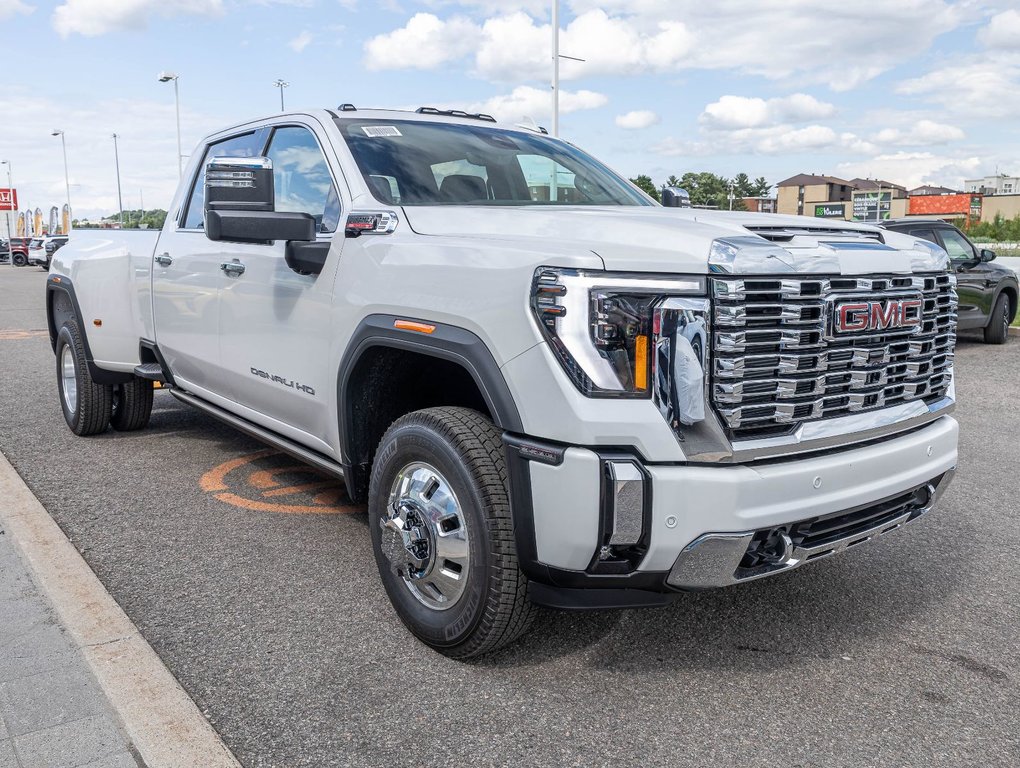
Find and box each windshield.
[337,118,653,207]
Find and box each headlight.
[531,267,705,397]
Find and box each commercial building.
[964,175,1020,195]
[775,174,855,216]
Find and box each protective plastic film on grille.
[710,274,957,440]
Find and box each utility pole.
[551,0,559,138]
[112,134,124,228]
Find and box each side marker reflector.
[394,319,436,334]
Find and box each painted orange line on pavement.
[199,450,275,492]
[249,464,309,490]
[213,491,356,515]
[261,480,336,498]
[0,329,49,341]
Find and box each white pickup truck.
[48,107,959,658]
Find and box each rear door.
[152,129,268,397]
[215,121,343,453]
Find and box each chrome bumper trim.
[666,468,956,589]
[726,392,955,463]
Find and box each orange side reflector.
[93,319,102,327]
[394,319,436,334]
[633,335,648,391]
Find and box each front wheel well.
[341,346,496,503]
[1000,286,1018,321]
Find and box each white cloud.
[289,30,313,52]
[699,93,835,130]
[364,10,693,81]
[53,0,223,38]
[873,119,965,146]
[978,9,1020,49]
[363,12,477,70]
[366,1,961,89]
[896,56,1020,118]
[837,152,983,190]
[615,110,659,129]
[0,0,32,19]
[459,85,607,123]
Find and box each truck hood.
[400,206,943,275]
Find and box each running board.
[170,389,345,480]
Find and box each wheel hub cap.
[61,345,77,413]
[381,462,469,611]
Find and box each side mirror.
[980,248,997,262]
[661,186,691,208]
[204,156,316,245]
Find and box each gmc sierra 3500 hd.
[48,107,959,658]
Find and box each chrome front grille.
[711,274,957,440]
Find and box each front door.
[152,129,267,396]
[937,227,993,330]
[216,123,344,453]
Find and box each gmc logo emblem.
[832,297,923,335]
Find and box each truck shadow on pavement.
[136,393,974,674]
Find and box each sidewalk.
[0,528,140,768]
[0,452,242,768]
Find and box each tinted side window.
[908,228,937,244]
[265,126,340,233]
[938,228,976,261]
[183,131,265,229]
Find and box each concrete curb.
[0,451,242,768]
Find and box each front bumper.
[506,416,958,608]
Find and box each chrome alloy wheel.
[61,345,78,414]
[381,462,470,611]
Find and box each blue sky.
[2,0,1019,219]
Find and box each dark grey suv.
[882,219,1017,344]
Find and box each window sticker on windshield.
[361,125,402,138]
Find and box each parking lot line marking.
[0,450,243,768]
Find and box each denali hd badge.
[830,296,923,336]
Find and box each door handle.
[220,260,246,276]
[154,253,173,267]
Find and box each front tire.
[369,407,533,659]
[55,319,112,435]
[983,294,1012,345]
[111,377,154,431]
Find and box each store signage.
[0,188,17,211]
[814,203,845,218]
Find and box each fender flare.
[335,314,524,495]
[46,276,133,385]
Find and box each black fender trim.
[504,433,676,603]
[336,314,524,499]
[46,276,133,385]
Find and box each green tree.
[630,174,660,202]
[665,175,682,188]
[752,176,772,196]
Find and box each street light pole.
[273,79,289,112]
[1,160,13,268]
[158,72,183,178]
[51,130,72,227]
[551,0,559,137]
[112,134,124,228]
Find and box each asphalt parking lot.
[1,266,1018,768]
